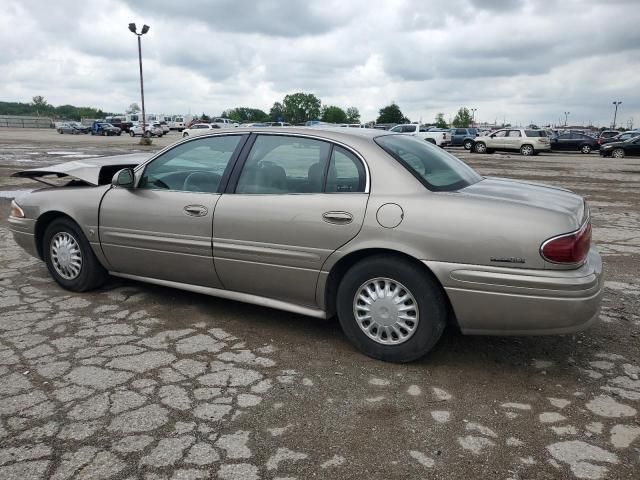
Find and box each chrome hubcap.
[476,143,486,153]
[522,146,532,155]
[613,149,623,158]
[353,278,419,345]
[50,232,82,280]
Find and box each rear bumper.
[8,216,39,259]
[424,248,604,335]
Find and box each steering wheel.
[183,171,220,192]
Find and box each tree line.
[1,94,479,128]
[0,96,112,121]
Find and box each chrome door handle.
[183,205,208,217]
[322,211,353,224]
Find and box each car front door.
[487,130,508,149]
[212,134,369,307]
[99,134,246,287]
[552,133,571,150]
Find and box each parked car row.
[471,129,550,156]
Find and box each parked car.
[91,122,121,136]
[472,129,550,156]
[181,123,222,137]
[599,135,640,158]
[159,121,171,134]
[388,124,449,147]
[9,128,602,363]
[599,130,640,146]
[129,123,163,138]
[57,123,88,135]
[449,128,479,149]
[266,122,292,127]
[550,132,599,153]
[105,117,134,133]
[597,130,621,144]
[211,118,239,128]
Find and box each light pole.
[128,23,150,142]
[470,108,477,126]
[564,111,570,126]
[612,101,622,129]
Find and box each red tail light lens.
[541,222,592,264]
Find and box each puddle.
[0,189,33,199]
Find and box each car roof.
[225,126,387,141]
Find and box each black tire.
[612,148,625,159]
[581,144,592,154]
[520,144,534,156]
[463,139,473,150]
[43,218,107,292]
[473,141,487,153]
[117,132,122,136]
[58,130,63,134]
[336,255,447,363]
[129,131,135,137]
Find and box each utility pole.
[612,101,622,129]
[129,23,150,143]
[564,112,570,126]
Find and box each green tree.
[221,107,269,123]
[31,95,50,116]
[200,112,211,122]
[269,102,285,122]
[321,105,348,124]
[282,92,322,125]
[346,107,360,124]
[452,107,473,128]
[435,112,448,128]
[377,103,408,124]
[126,103,140,114]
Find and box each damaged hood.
[12,153,150,186]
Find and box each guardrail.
[0,116,54,128]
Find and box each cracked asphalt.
[0,129,639,479]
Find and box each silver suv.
[472,128,550,156]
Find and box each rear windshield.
[525,130,547,137]
[375,135,482,191]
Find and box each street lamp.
[128,23,150,142]
[612,101,622,129]
[470,108,477,126]
[563,111,570,126]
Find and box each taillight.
[541,222,591,264]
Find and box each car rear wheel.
[473,142,487,153]
[43,218,107,292]
[129,131,135,137]
[612,148,625,158]
[581,144,592,154]
[463,139,473,150]
[520,144,534,156]
[183,132,189,138]
[336,255,447,363]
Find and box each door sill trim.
[109,271,327,319]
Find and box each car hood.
[461,177,586,226]
[12,153,150,186]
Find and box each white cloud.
[0,0,638,127]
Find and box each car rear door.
[99,134,247,287]
[212,133,369,307]
[503,129,522,150]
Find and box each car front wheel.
[129,131,135,137]
[336,255,447,363]
[43,218,107,292]
[473,142,487,153]
[612,148,625,158]
[183,132,189,137]
[581,144,592,154]
[520,144,534,156]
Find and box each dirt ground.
[0,128,638,480]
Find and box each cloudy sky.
[2,0,639,127]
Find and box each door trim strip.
[109,271,328,319]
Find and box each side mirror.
[112,168,135,188]
[490,134,496,138]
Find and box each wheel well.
[426,138,436,144]
[324,248,458,327]
[34,211,74,259]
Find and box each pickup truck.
[388,124,449,147]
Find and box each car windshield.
[624,135,640,143]
[375,135,482,191]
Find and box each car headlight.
[10,200,25,218]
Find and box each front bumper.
[425,248,604,335]
[8,216,39,259]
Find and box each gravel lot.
[0,128,638,480]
